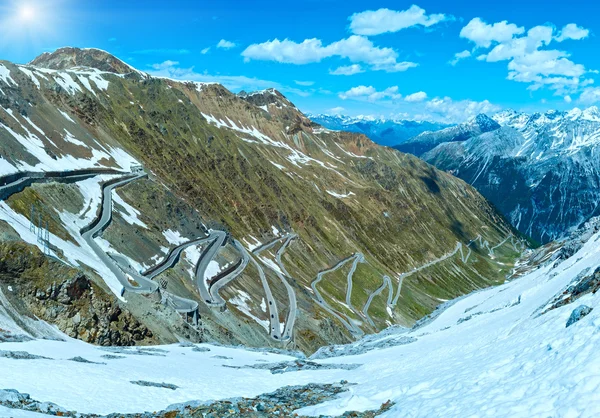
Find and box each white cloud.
[460,18,593,95]
[294,80,314,86]
[564,95,573,103]
[405,91,428,102]
[148,60,278,92]
[151,60,180,70]
[372,61,418,73]
[330,106,345,114]
[217,39,237,49]
[556,23,590,42]
[449,50,471,66]
[201,47,210,54]
[424,96,501,123]
[579,87,600,104]
[349,5,452,36]
[330,64,365,76]
[460,18,525,48]
[339,85,402,102]
[242,35,417,73]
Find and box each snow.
[17,66,41,89]
[200,112,350,179]
[113,191,148,229]
[105,146,141,171]
[203,260,221,284]
[243,235,262,251]
[0,405,52,417]
[0,106,139,175]
[326,190,355,199]
[53,73,82,95]
[270,161,286,170]
[0,185,125,298]
[2,225,600,416]
[183,245,203,280]
[0,157,18,176]
[63,131,88,148]
[259,256,283,275]
[58,110,76,124]
[0,64,16,86]
[229,290,270,332]
[162,229,187,245]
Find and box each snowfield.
[2,229,600,416]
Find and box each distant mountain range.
[308,114,450,147]
[394,114,500,156]
[412,107,600,244]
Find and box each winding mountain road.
[236,241,282,340]
[345,253,366,321]
[311,253,364,338]
[81,174,160,295]
[209,239,250,306]
[143,236,213,279]
[194,230,227,304]
[274,234,298,340]
[362,275,393,327]
[254,234,298,341]
[391,242,465,307]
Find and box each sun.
[0,0,67,52]
[18,5,36,22]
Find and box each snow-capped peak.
[582,106,600,122]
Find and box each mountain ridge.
[308,113,450,146]
[0,47,524,353]
[421,106,600,243]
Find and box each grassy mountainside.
[0,48,526,352]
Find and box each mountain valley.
[0,47,525,358]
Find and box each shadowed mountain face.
[421,108,600,244]
[394,114,500,157]
[0,47,523,352]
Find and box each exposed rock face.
[566,305,593,328]
[27,274,154,345]
[416,108,600,243]
[28,47,140,75]
[0,384,394,417]
[0,241,155,346]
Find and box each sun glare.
[0,0,68,52]
[18,5,36,22]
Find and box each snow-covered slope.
[395,114,500,156]
[1,219,599,417]
[424,107,600,243]
[308,114,449,147]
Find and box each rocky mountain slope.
[308,114,449,147]
[0,47,523,354]
[394,114,500,156]
[422,107,600,244]
[1,211,598,417]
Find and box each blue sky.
[1,0,600,122]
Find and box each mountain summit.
[29,46,142,75]
[422,107,600,243]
